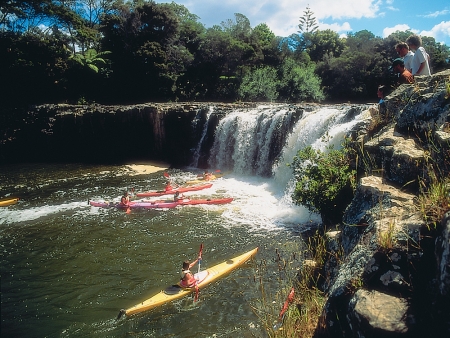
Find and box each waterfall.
[273,106,369,202]
[203,104,369,199]
[190,107,214,167]
[207,105,300,176]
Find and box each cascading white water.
[190,106,214,167]
[207,104,370,201]
[208,105,296,176]
[273,106,370,198]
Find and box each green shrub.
[290,144,356,224]
[238,66,279,101]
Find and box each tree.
[221,13,252,42]
[0,28,71,107]
[303,29,345,62]
[99,0,181,101]
[238,66,279,101]
[421,36,450,73]
[278,57,324,102]
[298,6,319,34]
[291,144,356,224]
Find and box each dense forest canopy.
[1,0,449,109]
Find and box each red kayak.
[89,200,178,209]
[142,197,233,206]
[89,197,232,209]
[136,183,213,197]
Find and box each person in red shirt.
[120,191,130,206]
[164,181,173,192]
[392,58,415,85]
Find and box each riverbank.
[281,70,450,338]
[125,161,170,175]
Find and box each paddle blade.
[194,285,199,302]
[198,243,203,274]
[163,172,170,178]
[126,207,131,214]
[273,287,295,330]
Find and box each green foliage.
[70,48,111,73]
[316,46,386,100]
[238,66,279,101]
[302,29,345,62]
[291,144,356,223]
[1,2,449,106]
[278,58,324,102]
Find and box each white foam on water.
[0,201,89,225]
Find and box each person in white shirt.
[395,42,414,73]
[405,34,431,76]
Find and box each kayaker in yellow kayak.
[180,258,201,288]
[203,171,213,180]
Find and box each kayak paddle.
[198,243,203,274]
[195,243,203,302]
[273,287,295,330]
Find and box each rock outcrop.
[315,70,450,338]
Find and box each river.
[0,104,369,337]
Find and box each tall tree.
[298,6,319,34]
[100,0,181,101]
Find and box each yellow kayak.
[0,197,19,207]
[186,172,225,185]
[118,247,258,318]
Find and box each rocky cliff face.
[315,70,450,338]
[0,102,256,165]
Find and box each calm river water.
[0,163,317,337]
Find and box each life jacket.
[121,196,129,205]
[180,269,196,287]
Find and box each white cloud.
[382,24,412,37]
[309,0,380,20]
[423,10,450,18]
[419,21,450,43]
[319,22,352,33]
[386,6,399,11]
[167,0,382,37]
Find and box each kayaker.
[173,191,185,202]
[164,181,173,192]
[180,258,200,288]
[203,171,212,180]
[120,191,130,206]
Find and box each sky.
[155,0,450,46]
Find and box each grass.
[378,219,397,251]
[252,230,335,337]
[418,172,450,230]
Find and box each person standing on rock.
[405,34,431,76]
[395,42,414,73]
